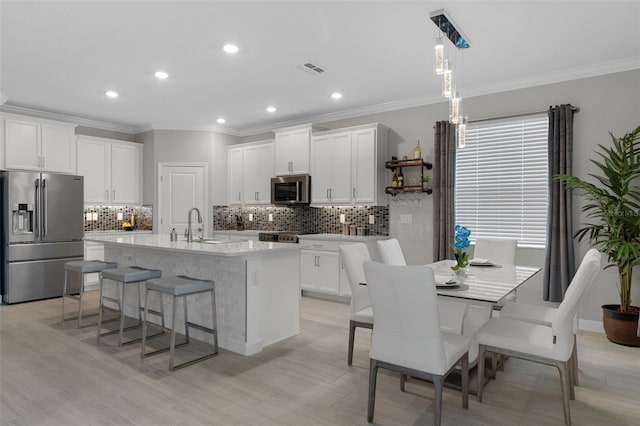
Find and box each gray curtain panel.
[544,104,576,302]
[433,121,457,261]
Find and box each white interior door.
[159,164,206,236]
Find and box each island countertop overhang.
[84,234,301,257]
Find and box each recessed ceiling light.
[155,71,169,80]
[223,44,239,54]
[331,92,343,100]
[266,106,277,113]
[216,118,226,124]
[105,90,118,98]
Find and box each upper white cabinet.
[4,113,77,173]
[310,132,352,204]
[76,135,143,205]
[227,140,274,205]
[274,125,311,176]
[310,123,388,205]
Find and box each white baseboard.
[579,319,604,334]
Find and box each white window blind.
[454,114,549,248]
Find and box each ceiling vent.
[298,61,326,76]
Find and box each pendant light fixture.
[434,36,445,75]
[442,59,452,98]
[430,9,471,145]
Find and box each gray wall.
[76,126,138,142]
[301,69,640,325]
[139,129,239,233]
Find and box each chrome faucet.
[186,207,203,243]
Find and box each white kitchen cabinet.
[76,135,142,205]
[311,123,388,206]
[0,117,5,170]
[227,147,244,205]
[274,125,311,175]
[227,141,273,205]
[310,132,352,204]
[4,113,77,173]
[243,143,274,204]
[300,249,340,295]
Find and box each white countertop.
[84,234,301,257]
[85,230,153,237]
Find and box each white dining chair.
[377,238,407,265]
[499,248,602,386]
[473,238,517,265]
[339,243,373,366]
[475,248,602,426]
[364,261,470,426]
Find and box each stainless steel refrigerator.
[1,170,84,304]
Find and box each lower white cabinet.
[300,250,340,294]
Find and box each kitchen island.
[84,234,302,356]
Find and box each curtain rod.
[468,106,579,124]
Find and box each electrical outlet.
[117,212,123,220]
[248,213,254,221]
[340,214,346,223]
[268,213,273,222]
[400,214,413,224]
[369,215,375,224]
[92,212,98,221]
[84,212,90,221]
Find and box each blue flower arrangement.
[452,224,471,271]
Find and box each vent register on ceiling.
[430,9,470,148]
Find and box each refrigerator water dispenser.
[12,203,34,234]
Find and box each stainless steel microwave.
[271,175,311,204]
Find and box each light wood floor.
[1,293,639,425]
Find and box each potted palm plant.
[557,125,640,346]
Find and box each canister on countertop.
[357,226,365,236]
[170,228,178,241]
[349,225,357,236]
[342,223,351,235]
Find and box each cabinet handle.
[256,191,259,201]
[329,188,332,199]
[312,244,323,248]
[326,189,329,199]
[353,187,356,198]
[112,190,115,200]
[289,161,292,173]
[238,192,241,201]
[105,190,109,200]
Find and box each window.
[454,114,549,248]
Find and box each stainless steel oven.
[271,175,311,205]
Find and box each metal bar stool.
[62,260,118,328]
[141,275,218,371]
[97,266,162,346]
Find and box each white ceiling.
[2,1,639,136]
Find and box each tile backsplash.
[213,205,388,236]
[84,205,153,232]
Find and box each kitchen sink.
[198,238,245,244]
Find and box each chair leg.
[477,345,486,403]
[491,353,498,379]
[433,376,444,426]
[77,273,85,328]
[557,361,572,426]
[400,373,406,392]
[96,275,105,344]
[169,295,178,371]
[141,287,149,359]
[348,320,356,366]
[118,282,126,347]
[61,269,68,324]
[572,334,580,386]
[367,359,378,423]
[461,354,469,409]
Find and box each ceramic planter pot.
[602,304,640,347]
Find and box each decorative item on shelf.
[413,140,422,159]
[397,168,404,187]
[451,224,470,274]
[122,221,134,231]
[392,169,399,187]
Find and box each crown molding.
[147,122,242,137]
[0,104,137,134]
